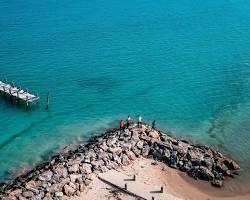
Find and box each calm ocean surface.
[0,0,250,192]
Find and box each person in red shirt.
[120,120,125,130]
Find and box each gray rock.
[112,155,122,165]
[83,178,92,186]
[106,161,119,170]
[215,163,228,175]
[47,183,61,194]
[99,142,109,151]
[152,149,163,161]
[136,141,144,149]
[107,147,122,156]
[201,157,214,170]
[198,166,214,181]
[121,154,130,165]
[211,179,223,188]
[106,138,117,147]
[131,131,139,141]
[22,191,34,198]
[121,143,132,151]
[125,150,136,160]
[9,189,22,197]
[79,184,86,192]
[131,147,141,157]
[163,149,171,161]
[141,145,150,157]
[69,174,82,183]
[25,180,36,190]
[68,164,79,173]
[30,191,44,200]
[63,184,75,196]
[53,165,68,178]
[99,165,108,173]
[55,192,63,197]
[38,170,53,182]
[170,151,178,168]
[81,164,92,174]
[68,182,76,190]
[224,159,240,171]
[18,195,27,200]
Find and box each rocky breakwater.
[0,124,240,200]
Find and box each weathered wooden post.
[17,90,20,105]
[160,186,163,193]
[46,92,50,110]
[36,93,39,107]
[133,175,136,181]
[25,95,29,110]
[124,183,127,190]
[3,86,6,97]
[9,87,12,103]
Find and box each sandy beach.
[72,158,250,200]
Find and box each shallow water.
[0,0,250,193]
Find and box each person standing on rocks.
[138,115,143,128]
[120,120,125,130]
[126,115,131,129]
[151,120,156,130]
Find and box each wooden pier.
[0,80,39,108]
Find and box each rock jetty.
[0,124,240,200]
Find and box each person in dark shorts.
[126,115,131,128]
[138,115,142,128]
[151,120,156,130]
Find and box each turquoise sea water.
[1,0,250,192]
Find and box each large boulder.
[38,170,53,182]
[211,179,223,188]
[106,138,117,147]
[68,164,79,173]
[141,145,150,157]
[55,192,64,197]
[47,183,61,194]
[148,130,160,138]
[198,166,214,181]
[215,163,228,175]
[22,191,34,198]
[131,147,141,157]
[169,151,178,168]
[125,150,136,160]
[69,174,82,183]
[80,164,92,174]
[63,184,75,196]
[136,141,144,150]
[112,155,122,165]
[9,189,22,197]
[152,149,163,161]
[107,147,122,156]
[224,159,240,171]
[53,165,68,178]
[25,181,36,190]
[121,154,130,165]
[131,130,140,141]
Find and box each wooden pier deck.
[0,80,39,107]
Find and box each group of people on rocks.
[119,115,156,130]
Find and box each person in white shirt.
[138,115,143,128]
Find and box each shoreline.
[0,123,244,199]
